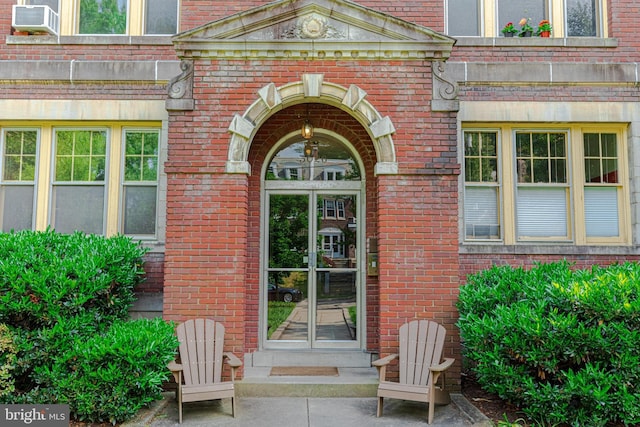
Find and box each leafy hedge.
[457,261,640,426]
[0,323,16,399]
[0,230,178,424]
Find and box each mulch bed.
[461,372,530,425]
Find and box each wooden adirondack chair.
[168,318,242,423]
[372,319,455,424]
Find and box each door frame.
[258,130,367,351]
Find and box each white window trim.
[462,124,629,245]
[120,127,160,239]
[0,128,40,231]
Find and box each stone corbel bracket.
[432,60,459,112]
[166,60,195,111]
[226,74,397,175]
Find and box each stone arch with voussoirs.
[225,73,398,177]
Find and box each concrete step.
[237,366,379,398]
[245,350,374,368]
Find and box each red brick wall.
[138,252,165,293]
[377,173,461,385]
[162,170,249,359]
[162,59,464,378]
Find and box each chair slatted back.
[399,320,447,386]
[176,319,225,386]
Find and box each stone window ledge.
[460,244,637,256]
[453,36,618,48]
[7,34,173,46]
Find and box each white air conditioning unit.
[12,5,59,35]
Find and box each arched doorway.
[260,129,365,350]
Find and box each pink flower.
[519,18,528,26]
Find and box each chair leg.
[376,396,383,417]
[427,400,434,424]
[231,396,236,418]
[178,390,183,423]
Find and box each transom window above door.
[446,0,605,37]
[266,138,361,182]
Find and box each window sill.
[7,34,174,46]
[453,36,618,48]
[460,243,637,256]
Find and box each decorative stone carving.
[166,60,195,111]
[432,60,459,112]
[281,14,345,39]
[168,60,193,99]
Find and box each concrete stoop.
[237,366,380,397]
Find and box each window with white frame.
[515,131,568,240]
[323,167,345,181]
[19,0,179,36]
[463,125,628,245]
[446,0,603,37]
[336,200,345,219]
[324,199,336,218]
[463,131,500,240]
[123,130,159,236]
[583,132,620,237]
[0,123,161,238]
[0,129,38,232]
[52,129,107,234]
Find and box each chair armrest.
[372,354,398,381]
[167,361,183,373]
[223,352,243,368]
[167,361,183,385]
[430,358,455,373]
[223,352,243,381]
[371,354,397,368]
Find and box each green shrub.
[457,261,640,426]
[36,318,178,424]
[0,324,16,398]
[0,229,178,424]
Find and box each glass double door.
[264,191,360,349]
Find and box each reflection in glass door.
[266,194,310,342]
[265,192,359,348]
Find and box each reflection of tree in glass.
[55,130,106,182]
[567,0,595,37]
[80,0,127,34]
[4,131,37,181]
[269,195,308,269]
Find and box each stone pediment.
[172,0,456,60]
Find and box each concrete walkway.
[271,299,355,341]
[124,393,492,427]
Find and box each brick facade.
[2,0,640,390]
